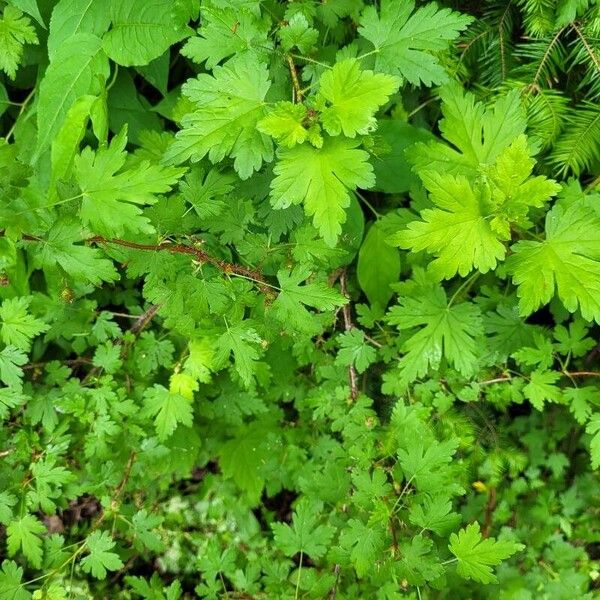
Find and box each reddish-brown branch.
[7,230,271,293]
[482,486,497,538]
[86,235,269,288]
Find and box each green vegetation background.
[0,0,599,598]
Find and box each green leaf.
[32,220,119,285]
[51,94,95,182]
[410,84,527,178]
[165,54,273,179]
[278,13,318,54]
[0,560,31,600]
[358,0,472,86]
[8,0,45,29]
[218,421,273,504]
[273,267,346,333]
[0,345,27,388]
[392,172,506,279]
[181,8,271,69]
[523,370,562,410]
[7,515,46,568]
[257,102,311,148]
[0,6,38,79]
[35,33,109,158]
[388,285,483,384]
[317,58,399,137]
[408,495,461,536]
[449,522,524,584]
[336,329,377,374]
[214,324,262,387]
[272,499,334,560]
[357,221,401,308]
[350,469,392,508]
[102,0,190,66]
[371,120,434,194]
[92,342,122,374]
[398,438,458,494]
[270,137,375,246]
[143,384,193,441]
[47,0,111,58]
[586,414,600,469]
[48,0,110,59]
[75,128,185,237]
[396,536,444,585]
[0,492,17,525]
[564,387,598,424]
[507,202,600,322]
[80,531,124,580]
[130,510,164,552]
[339,518,387,577]
[0,296,48,350]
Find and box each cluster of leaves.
[0,0,599,598]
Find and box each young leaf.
[392,172,506,279]
[257,102,311,148]
[449,522,524,584]
[317,59,400,137]
[270,137,375,246]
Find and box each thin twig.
[340,271,359,401]
[129,304,161,335]
[327,564,341,600]
[86,235,273,295]
[286,54,304,102]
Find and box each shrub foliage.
[1,0,599,598]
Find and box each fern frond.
[549,101,600,174]
[526,88,570,148]
[457,1,517,88]
[568,22,600,99]
[517,0,557,36]
[514,31,569,90]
